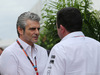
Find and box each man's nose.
[35,28,39,35]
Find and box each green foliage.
[37,0,100,50]
[81,1,100,41]
[95,10,100,21]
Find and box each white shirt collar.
[61,31,85,41]
[17,38,29,51]
[17,38,38,56]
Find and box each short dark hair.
[57,7,82,32]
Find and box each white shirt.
[0,38,48,75]
[43,31,100,75]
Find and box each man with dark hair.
[43,7,100,75]
[0,12,48,75]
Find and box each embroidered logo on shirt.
[51,55,55,58]
[47,64,52,69]
[47,70,51,75]
[49,55,56,64]
[46,55,56,75]
[50,60,54,64]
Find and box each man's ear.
[18,26,23,35]
[60,25,65,33]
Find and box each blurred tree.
[37,0,100,50]
[95,10,100,21]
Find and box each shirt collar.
[17,38,30,51]
[61,31,85,41]
[33,44,38,52]
[17,38,38,52]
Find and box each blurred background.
[0,0,100,48]
[0,0,42,48]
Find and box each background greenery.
[37,0,100,50]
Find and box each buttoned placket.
[26,46,38,65]
[31,47,37,62]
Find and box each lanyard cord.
[16,40,39,75]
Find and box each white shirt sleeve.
[43,45,66,75]
[0,50,18,75]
